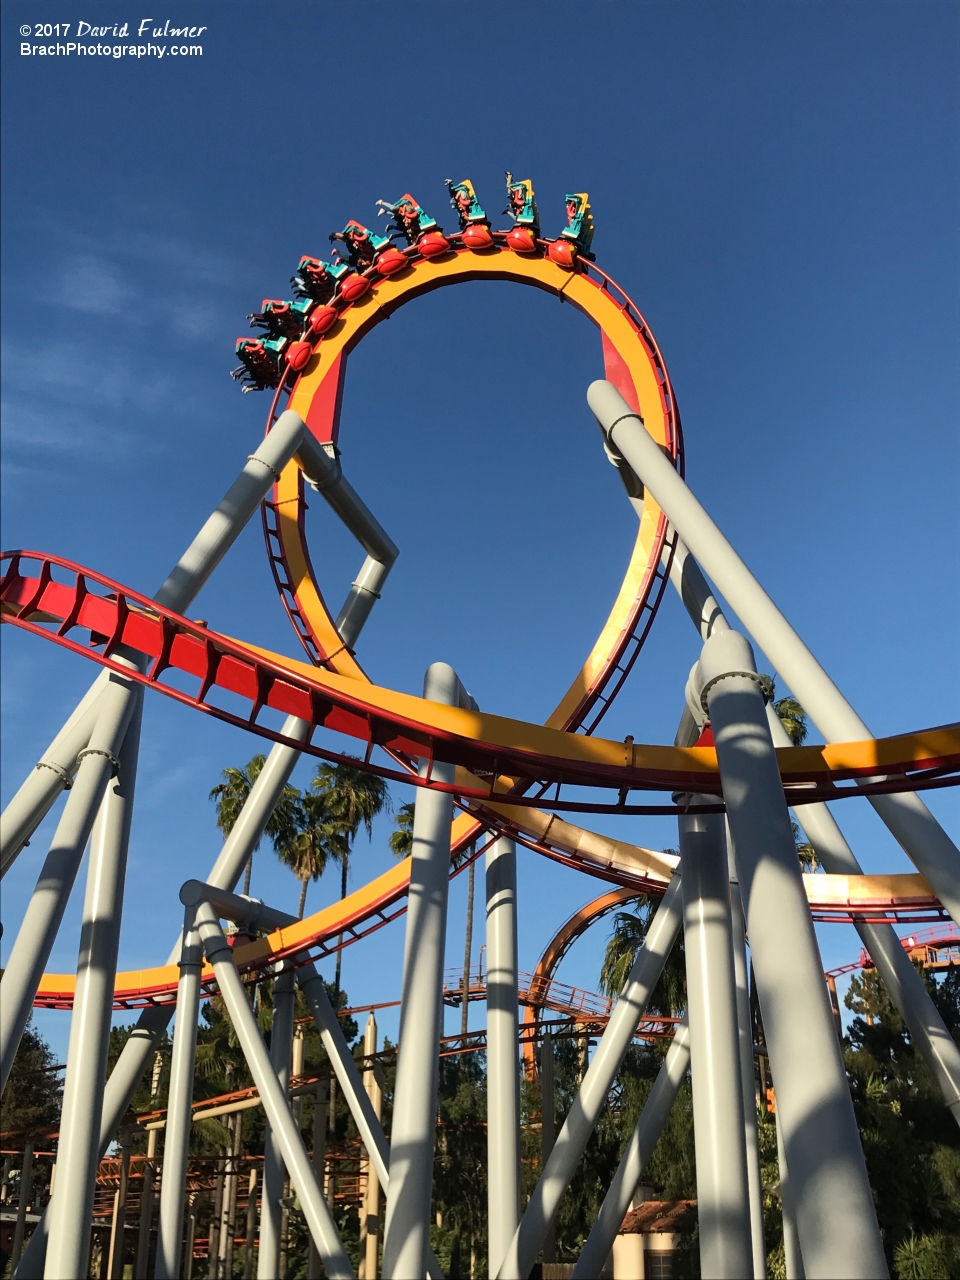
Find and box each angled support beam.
[382,662,459,1280]
[44,696,144,1280]
[486,836,521,1275]
[663,529,960,1128]
[155,907,204,1280]
[498,876,684,1280]
[696,628,886,1277]
[12,411,313,1280]
[573,1017,691,1278]
[2,410,310,875]
[728,840,767,1279]
[589,379,960,926]
[678,801,752,1277]
[1,670,140,1094]
[194,902,354,1279]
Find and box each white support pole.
[678,803,752,1278]
[498,876,684,1280]
[728,836,767,1280]
[1,670,139,1094]
[573,1018,692,1279]
[665,528,960,1129]
[486,836,520,1276]
[588,380,960,925]
[11,416,317,1280]
[765,707,960,1127]
[44,696,144,1280]
[776,1110,805,1280]
[697,628,887,1278]
[0,684,106,877]
[381,663,459,1280]
[258,966,296,1280]
[361,1017,382,1280]
[155,909,204,1280]
[298,967,390,1191]
[194,904,353,1280]
[2,410,310,878]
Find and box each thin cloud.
[54,254,134,316]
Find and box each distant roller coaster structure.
[1,174,958,1280]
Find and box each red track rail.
[3,551,958,817]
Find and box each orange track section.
[5,238,954,1014]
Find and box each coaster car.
[329,220,393,272]
[504,172,540,235]
[376,194,440,245]
[247,297,314,340]
[231,335,289,392]
[291,256,350,304]
[445,179,489,230]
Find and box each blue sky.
[2,1,957,1060]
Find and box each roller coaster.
[1,173,958,1280]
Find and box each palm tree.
[209,755,302,895]
[774,695,808,746]
[309,761,391,994]
[389,801,415,859]
[599,881,686,1017]
[275,793,349,919]
[772,695,818,867]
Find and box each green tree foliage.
[277,790,349,919]
[209,754,302,895]
[773,696,807,746]
[844,963,960,1272]
[431,1054,489,1275]
[1,1018,62,1137]
[310,761,391,896]
[389,801,415,859]
[599,885,686,1017]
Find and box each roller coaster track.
[2,552,954,1012]
[4,223,956,1020]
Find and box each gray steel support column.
[3,409,309,880]
[540,1036,556,1267]
[16,711,313,1280]
[298,967,390,1190]
[667,530,960,1129]
[10,1140,34,1273]
[258,966,295,1280]
[1,670,138,1094]
[194,905,353,1279]
[728,836,767,1280]
[678,803,752,1278]
[243,1168,259,1280]
[0,683,106,876]
[776,1110,805,1280]
[155,909,204,1280]
[486,836,520,1277]
[335,555,394,651]
[498,876,684,1280]
[765,707,960,1127]
[109,1131,132,1280]
[588,379,960,925]
[4,409,308,1101]
[14,415,392,1278]
[153,409,308,612]
[697,628,886,1278]
[381,662,459,1280]
[205,716,310,899]
[573,1018,692,1279]
[44,696,143,1280]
